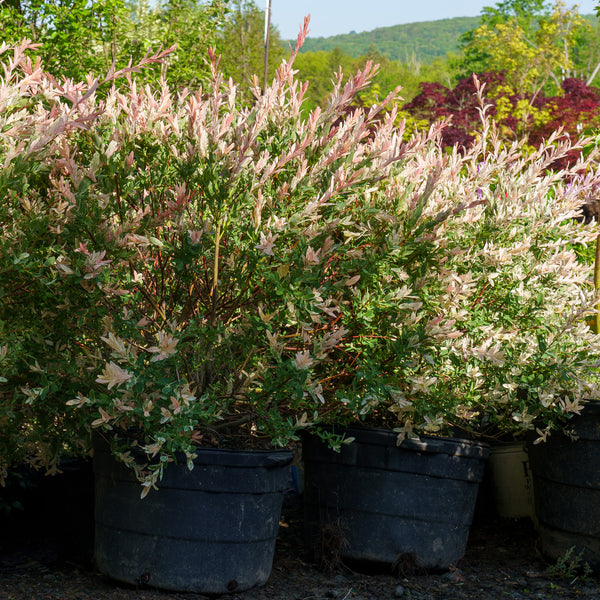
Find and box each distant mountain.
[294,14,597,64]
[295,17,481,63]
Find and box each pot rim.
[304,425,490,459]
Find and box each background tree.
[156,0,229,89]
[458,1,586,96]
[293,48,358,111]
[216,0,285,101]
[0,0,131,80]
[0,0,230,88]
[457,0,550,78]
[568,15,600,85]
[293,46,457,112]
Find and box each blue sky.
[257,1,599,40]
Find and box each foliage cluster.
[4,0,598,124]
[1,31,419,490]
[292,1,600,126]
[2,23,600,491]
[0,0,285,95]
[295,47,455,112]
[0,40,174,482]
[217,0,286,101]
[457,0,596,96]
[0,0,231,89]
[403,71,600,167]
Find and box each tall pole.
[263,0,271,95]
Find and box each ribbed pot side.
[529,401,600,571]
[303,427,489,571]
[93,440,293,593]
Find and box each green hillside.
[295,17,481,63]
[294,14,598,65]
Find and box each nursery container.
[93,439,293,593]
[488,442,535,520]
[528,401,600,570]
[303,426,489,571]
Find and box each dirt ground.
[0,467,599,600]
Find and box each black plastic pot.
[93,439,293,593]
[302,426,489,571]
[528,401,600,569]
[0,458,94,565]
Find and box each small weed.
[544,546,593,584]
[392,552,427,577]
[317,519,350,572]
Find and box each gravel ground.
[0,468,599,600]
[1,503,599,599]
